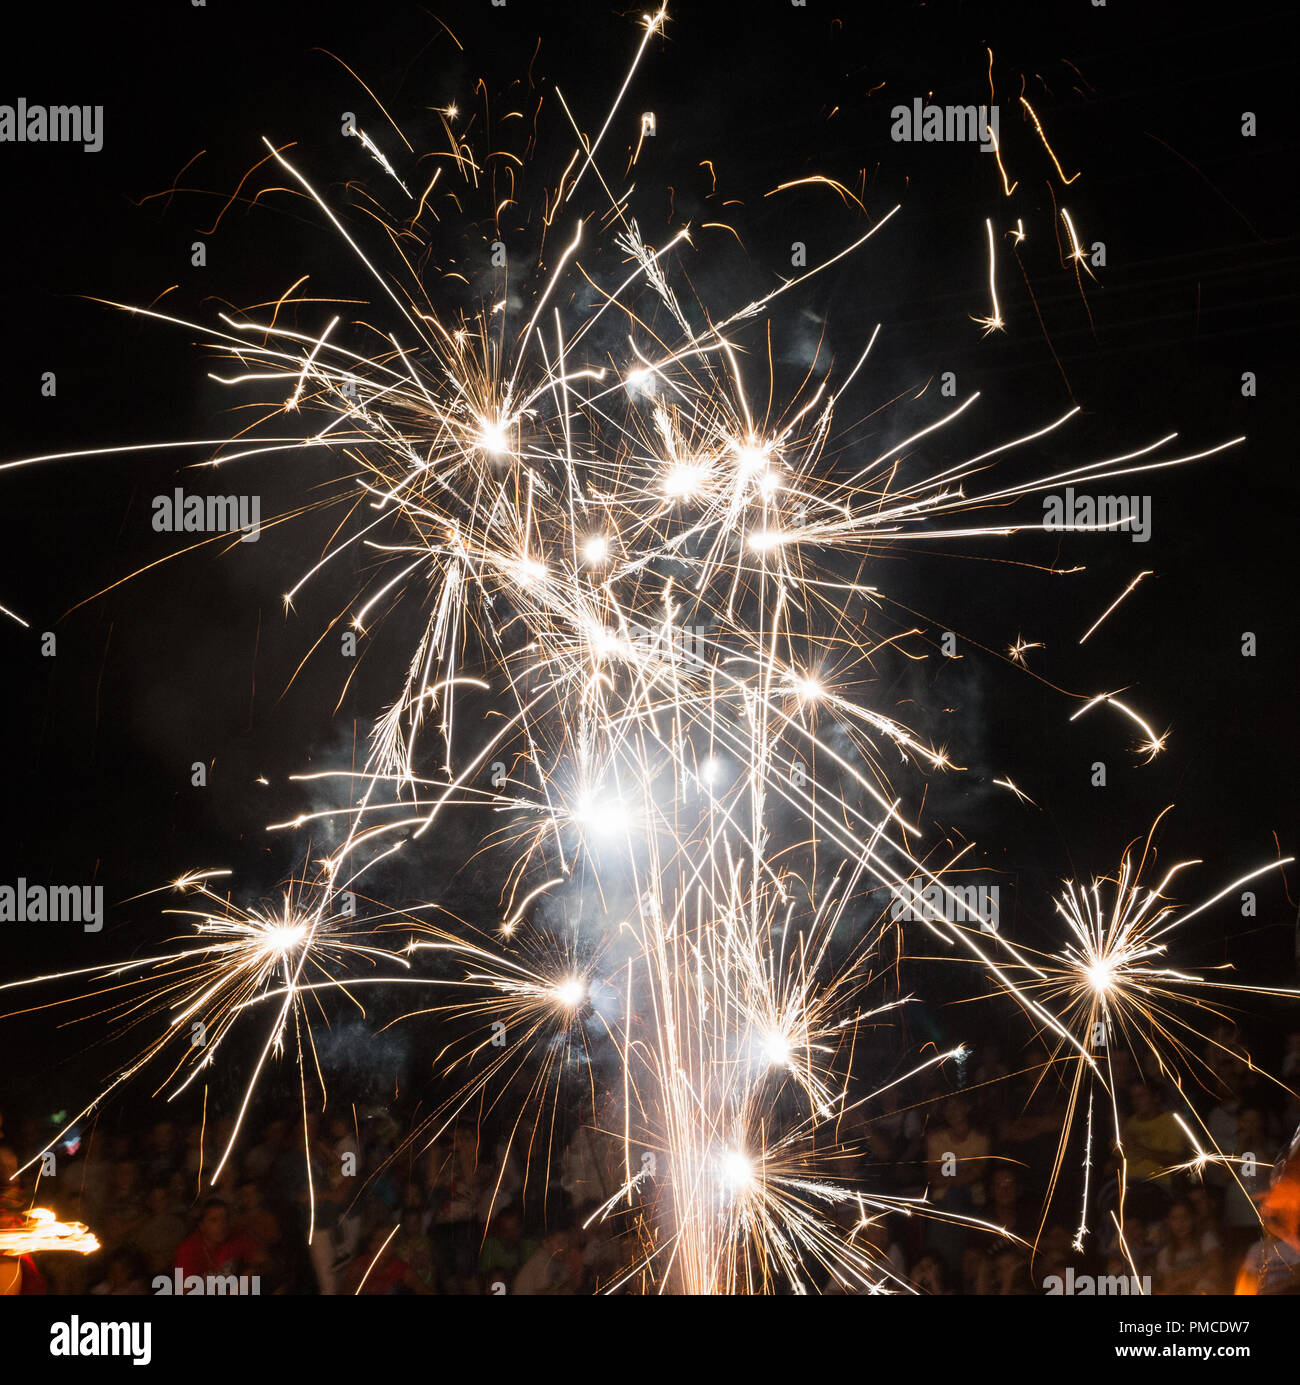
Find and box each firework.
[0,6,1289,1296]
[1,863,413,1233]
[988,810,1295,1260]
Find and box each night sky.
[0,0,1296,1123]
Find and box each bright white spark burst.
[0,5,1288,1296]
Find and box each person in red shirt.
[174,1198,266,1281]
[342,1225,433,1295]
[0,1144,46,1294]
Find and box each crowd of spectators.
[827,1024,1300,1295]
[0,1105,623,1295]
[2,1021,1297,1294]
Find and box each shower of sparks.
[993,809,1296,1264]
[0,6,1290,1294]
[1,864,412,1229]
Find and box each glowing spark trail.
[1079,571,1154,644]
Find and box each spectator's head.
[1129,1083,1159,1119]
[147,1185,170,1217]
[975,1042,1003,1071]
[1109,1050,1136,1089]
[492,1209,524,1248]
[1204,1041,1234,1083]
[1188,1184,1219,1226]
[105,1245,144,1292]
[1040,1225,1072,1273]
[1237,1108,1265,1146]
[236,1179,262,1212]
[992,1168,1019,1206]
[541,1228,572,1256]
[1210,1021,1240,1050]
[1104,1251,1132,1280]
[942,1097,971,1136]
[453,1132,477,1174]
[112,1159,138,1198]
[365,1225,394,1261]
[421,1144,446,1186]
[993,1248,1026,1293]
[197,1197,229,1246]
[1166,1201,1194,1245]
[910,1253,945,1294]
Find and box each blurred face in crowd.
[1167,1203,1194,1244]
[994,1250,1023,1293]
[199,1203,229,1246]
[912,1255,943,1293]
[944,1099,971,1137]
[1130,1084,1156,1119]
[454,1138,477,1175]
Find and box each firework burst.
[0,7,1289,1296]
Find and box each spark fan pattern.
[2,7,1294,1294]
